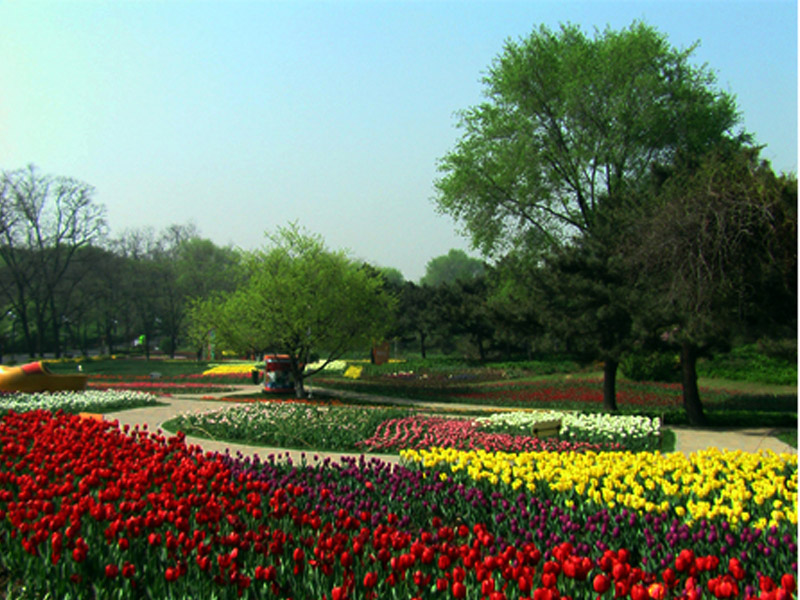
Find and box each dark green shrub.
[698,344,797,385]
[620,351,680,382]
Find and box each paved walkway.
[103,386,797,466]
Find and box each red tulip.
[593,573,611,594]
[363,571,378,589]
[630,584,649,600]
[452,581,466,599]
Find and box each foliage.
[419,249,485,287]
[0,164,107,358]
[620,351,681,383]
[698,344,798,386]
[192,224,395,397]
[627,145,797,425]
[631,146,796,349]
[434,21,740,256]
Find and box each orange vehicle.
[0,361,87,393]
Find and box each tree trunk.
[419,331,427,359]
[602,358,618,412]
[476,336,486,362]
[290,356,305,398]
[680,341,708,426]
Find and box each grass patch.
[45,357,212,377]
[776,429,798,449]
[660,428,676,452]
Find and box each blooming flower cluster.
[0,410,796,599]
[304,359,349,373]
[202,363,261,375]
[89,381,236,395]
[357,414,620,453]
[476,411,661,451]
[172,402,404,452]
[344,365,364,379]
[0,389,159,414]
[400,447,798,532]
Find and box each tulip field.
[0,361,797,599]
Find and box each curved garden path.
[103,387,797,466]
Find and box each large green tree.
[628,145,796,425]
[193,225,395,397]
[435,21,740,254]
[435,21,742,409]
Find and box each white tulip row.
[476,410,661,448]
[0,390,159,413]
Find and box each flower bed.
[313,375,740,412]
[455,379,690,409]
[202,363,261,376]
[0,411,796,599]
[170,404,627,455]
[169,403,412,452]
[356,414,622,453]
[476,411,661,452]
[89,381,237,395]
[401,446,797,533]
[0,389,159,415]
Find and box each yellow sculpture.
[0,361,87,393]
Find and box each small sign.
[372,342,390,365]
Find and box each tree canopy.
[191,224,395,396]
[434,21,742,256]
[627,144,797,424]
[420,249,485,287]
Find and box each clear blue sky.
[1,0,796,282]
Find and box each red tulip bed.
[314,376,736,412]
[453,380,688,410]
[88,373,243,396]
[1,409,796,599]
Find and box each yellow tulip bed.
[202,363,260,375]
[401,447,798,532]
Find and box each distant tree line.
[0,164,242,361]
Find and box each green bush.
[620,351,680,383]
[698,344,797,385]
